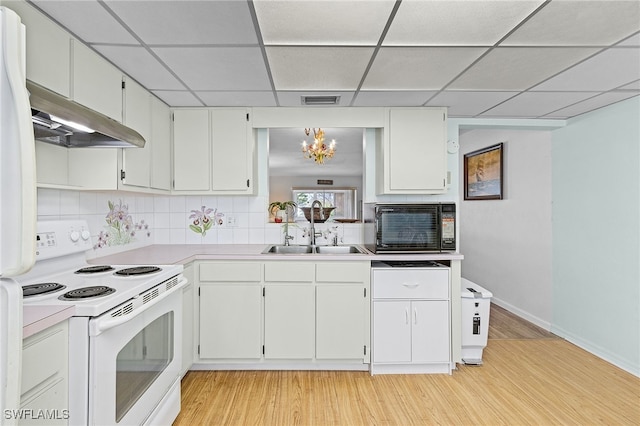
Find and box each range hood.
[27,81,145,148]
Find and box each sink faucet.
[283,208,293,246]
[309,200,324,247]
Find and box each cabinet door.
[199,284,262,359]
[72,40,123,122]
[173,109,210,191]
[372,300,411,363]
[264,284,314,359]
[211,109,252,192]
[35,141,68,186]
[412,300,450,363]
[382,108,447,194]
[150,96,171,191]
[121,78,151,189]
[5,0,70,97]
[316,284,366,360]
[68,148,118,190]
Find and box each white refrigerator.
[0,6,37,425]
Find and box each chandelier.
[301,128,336,164]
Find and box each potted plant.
[268,200,297,223]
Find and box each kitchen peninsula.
[93,244,463,375]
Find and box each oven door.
[88,278,185,426]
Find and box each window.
[292,187,357,221]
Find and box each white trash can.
[461,278,493,365]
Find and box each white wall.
[459,129,553,328]
[552,96,639,376]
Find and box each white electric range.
[17,220,186,426]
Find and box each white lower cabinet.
[373,300,449,364]
[371,267,451,374]
[194,260,369,369]
[20,320,69,425]
[316,284,367,360]
[200,284,262,359]
[264,284,315,359]
[198,262,262,360]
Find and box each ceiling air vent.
[301,96,340,106]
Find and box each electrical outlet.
[226,216,237,227]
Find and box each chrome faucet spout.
[309,200,324,247]
[283,208,293,246]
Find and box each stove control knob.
[70,231,80,242]
[81,230,91,241]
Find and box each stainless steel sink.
[262,245,314,254]
[315,245,366,254]
[262,245,366,255]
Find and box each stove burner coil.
[59,286,116,300]
[114,266,162,276]
[23,283,66,297]
[75,265,115,274]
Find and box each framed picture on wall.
[464,143,504,200]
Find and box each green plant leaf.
[189,224,203,234]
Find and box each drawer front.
[21,322,68,396]
[199,262,261,282]
[264,262,314,282]
[316,262,368,283]
[372,269,449,299]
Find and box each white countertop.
[23,305,75,338]
[25,244,462,334]
[91,244,464,266]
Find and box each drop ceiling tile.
[363,47,487,90]
[266,47,374,91]
[384,1,544,46]
[196,91,277,107]
[254,0,395,45]
[30,0,137,44]
[533,48,640,91]
[426,91,519,117]
[617,33,640,46]
[449,47,599,91]
[502,0,640,46]
[480,92,596,118]
[277,92,355,107]
[93,45,184,91]
[542,93,639,118]
[152,47,271,91]
[104,0,257,45]
[352,91,436,107]
[617,80,640,90]
[151,91,203,107]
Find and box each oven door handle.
[90,277,187,336]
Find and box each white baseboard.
[551,324,640,378]
[490,298,639,378]
[490,297,552,331]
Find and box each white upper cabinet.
[211,109,253,193]
[120,77,151,189]
[150,96,172,191]
[378,108,448,194]
[173,109,210,191]
[172,108,254,194]
[5,0,70,97]
[72,40,123,122]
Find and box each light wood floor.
[174,304,640,426]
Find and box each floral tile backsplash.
[36,188,364,257]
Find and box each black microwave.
[364,203,456,253]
